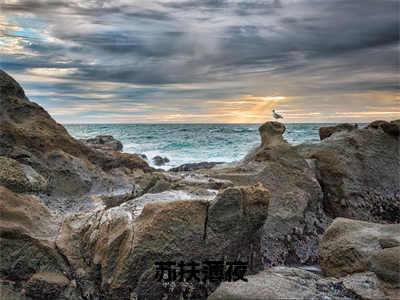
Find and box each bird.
[272,109,283,119]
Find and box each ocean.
[65,123,330,169]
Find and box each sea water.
[65,123,329,169]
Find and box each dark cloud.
[0,0,398,122]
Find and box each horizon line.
[62,121,366,125]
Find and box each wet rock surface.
[80,135,123,152]
[152,155,170,166]
[169,161,223,172]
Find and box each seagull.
[272,109,283,119]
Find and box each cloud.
[0,0,399,123]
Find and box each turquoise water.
[65,124,327,169]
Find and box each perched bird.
[272,109,283,119]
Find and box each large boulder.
[297,125,400,223]
[319,218,400,284]
[319,123,357,140]
[56,184,270,298]
[208,121,329,267]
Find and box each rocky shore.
[0,69,399,299]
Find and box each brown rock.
[1,70,154,214]
[297,126,400,223]
[368,120,400,137]
[0,70,88,160]
[80,135,123,152]
[56,184,270,298]
[0,187,68,281]
[259,121,286,147]
[319,218,400,278]
[319,123,357,140]
[208,122,327,267]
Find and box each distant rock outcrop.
[80,135,123,152]
[152,155,170,166]
[367,120,400,137]
[319,123,357,140]
[169,161,223,172]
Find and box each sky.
[0,0,399,123]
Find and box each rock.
[45,150,93,197]
[297,126,400,223]
[171,173,233,190]
[391,119,400,128]
[88,150,152,173]
[80,135,123,152]
[208,121,328,266]
[341,272,389,300]
[120,189,217,217]
[56,184,270,298]
[152,155,170,166]
[368,120,400,137]
[319,123,357,140]
[0,70,152,207]
[0,70,88,161]
[319,218,400,279]
[169,161,223,172]
[25,272,70,299]
[0,280,27,300]
[0,70,26,98]
[208,266,361,300]
[0,156,47,193]
[0,187,68,282]
[259,121,286,147]
[369,246,400,286]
